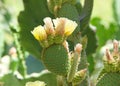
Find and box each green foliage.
[28,71,57,86]
[0,30,5,58]
[0,71,57,86]
[58,3,79,21]
[80,0,93,31]
[113,0,120,27]
[0,74,24,86]
[91,18,117,48]
[113,0,120,40]
[82,26,97,55]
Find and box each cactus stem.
[67,43,82,82]
[67,52,81,82]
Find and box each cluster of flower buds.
[31,17,77,48]
[103,40,120,72]
[67,43,87,85]
[25,81,46,86]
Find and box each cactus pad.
[96,73,120,86]
[42,44,69,75]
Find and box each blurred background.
[0,0,120,85]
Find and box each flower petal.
[31,25,47,41]
[64,19,78,36]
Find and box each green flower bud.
[72,69,87,85]
[103,40,120,72]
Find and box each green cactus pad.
[42,44,69,76]
[96,73,120,86]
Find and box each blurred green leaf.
[91,18,116,49]
[75,1,82,15]
[87,55,95,75]
[27,71,57,86]
[115,29,120,40]
[113,0,120,27]
[0,74,24,86]
[80,0,93,31]
[0,30,4,58]
[18,0,54,58]
[58,3,79,20]
[113,0,120,40]
[9,57,19,72]
[0,71,57,86]
[82,26,97,55]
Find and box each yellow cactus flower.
[31,25,47,41]
[64,18,78,36]
[53,17,77,36]
[26,81,46,86]
[53,18,65,35]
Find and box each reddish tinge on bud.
[43,17,55,35]
[74,43,82,54]
[9,47,17,57]
[113,40,119,56]
[106,48,115,63]
[53,18,65,35]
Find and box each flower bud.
[72,69,87,85]
[113,40,119,57]
[43,17,54,35]
[53,18,65,35]
[53,18,66,43]
[9,47,17,57]
[64,18,77,36]
[74,43,82,54]
[103,49,117,72]
[105,49,115,63]
[31,25,47,41]
[113,40,119,52]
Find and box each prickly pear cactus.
[96,40,120,86]
[31,17,88,85]
[42,44,69,75]
[31,17,77,76]
[97,73,120,86]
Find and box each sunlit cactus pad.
[42,44,69,75]
[96,72,120,86]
